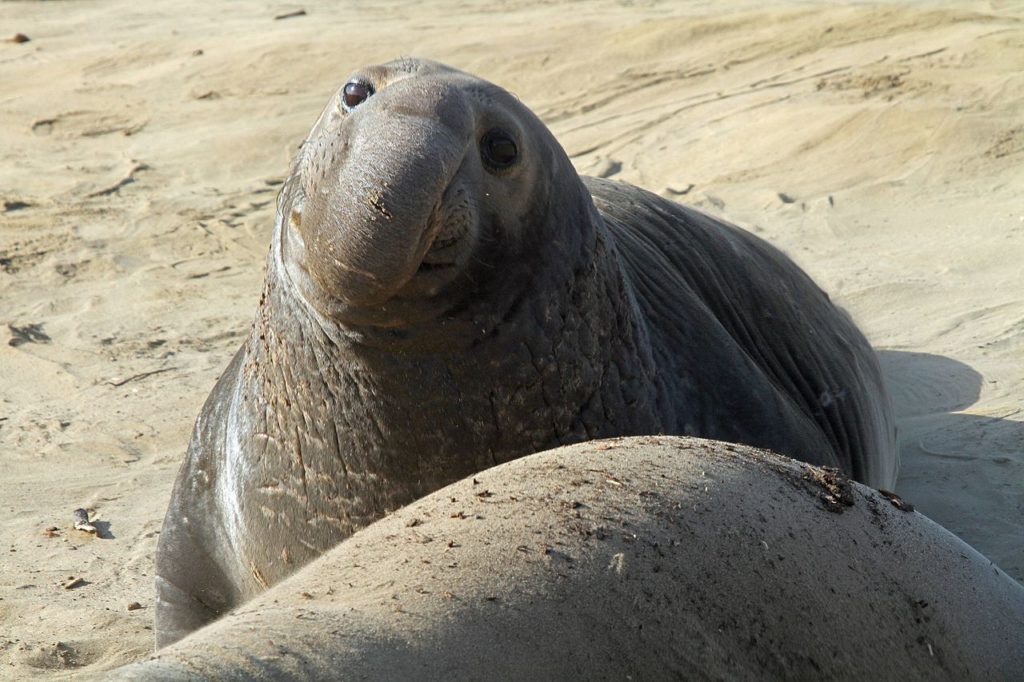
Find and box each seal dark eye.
[342,80,373,110]
[480,128,518,171]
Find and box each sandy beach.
[1,0,1021,676]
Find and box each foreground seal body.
[155,59,897,646]
[134,439,1020,679]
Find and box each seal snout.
[297,76,478,311]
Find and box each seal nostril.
[342,80,373,110]
[480,128,518,172]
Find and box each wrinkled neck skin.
[230,169,667,586]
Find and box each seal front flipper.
[154,529,231,648]
[154,351,245,648]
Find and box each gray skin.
[129,438,1021,680]
[154,58,897,647]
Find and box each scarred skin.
[154,58,897,647]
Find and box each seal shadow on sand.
[878,350,1024,580]
[92,520,115,539]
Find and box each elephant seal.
[154,58,897,646]
[132,439,1020,679]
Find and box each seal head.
[280,59,588,333]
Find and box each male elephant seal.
[132,439,1020,680]
[155,58,897,646]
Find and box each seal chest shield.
[154,58,896,646]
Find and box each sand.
[0,0,1021,677]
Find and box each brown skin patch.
[367,192,393,221]
[879,489,915,512]
[717,445,857,514]
[800,465,855,513]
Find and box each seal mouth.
[419,233,463,270]
[402,166,478,295]
[418,201,463,270]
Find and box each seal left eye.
[480,128,518,171]
[342,81,373,110]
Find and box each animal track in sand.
[815,68,931,101]
[985,126,1024,159]
[0,233,70,275]
[31,110,147,139]
[7,323,51,348]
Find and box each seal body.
[133,439,1019,680]
[154,58,896,646]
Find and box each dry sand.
[1,0,1021,677]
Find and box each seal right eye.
[342,80,373,110]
